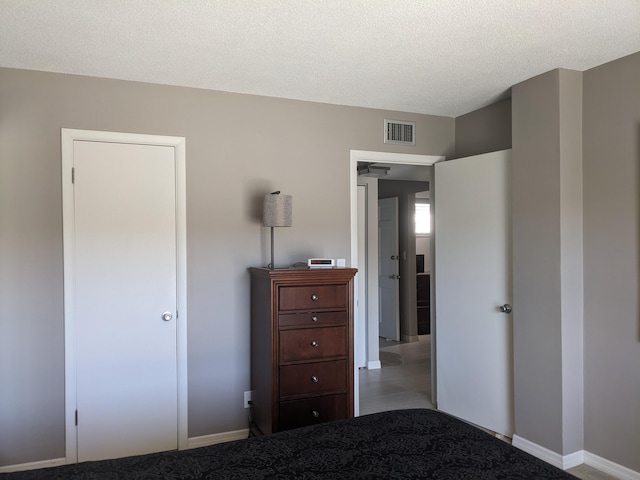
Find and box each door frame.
[355,185,367,369]
[349,150,444,415]
[61,129,188,463]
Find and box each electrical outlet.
[244,390,253,408]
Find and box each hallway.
[359,335,433,415]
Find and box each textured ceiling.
[1,1,639,117]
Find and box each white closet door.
[73,140,178,461]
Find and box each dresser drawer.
[278,284,347,311]
[279,394,348,430]
[279,326,346,362]
[279,360,347,397]
[279,311,347,328]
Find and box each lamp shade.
[263,194,292,227]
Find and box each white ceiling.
[1,1,639,117]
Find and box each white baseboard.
[563,450,585,469]
[0,429,249,474]
[512,435,569,469]
[0,457,66,473]
[513,435,640,479]
[584,451,640,480]
[187,428,250,449]
[367,360,381,370]
[401,334,419,343]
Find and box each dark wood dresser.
[249,267,357,435]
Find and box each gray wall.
[0,67,455,466]
[511,68,584,456]
[512,55,640,474]
[3,51,640,473]
[454,97,512,158]
[583,52,640,472]
[557,69,584,456]
[451,55,640,473]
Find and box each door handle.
[499,304,512,314]
[161,311,173,321]
[389,274,400,280]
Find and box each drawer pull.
[312,410,320,418]
[311,375,319,383]
[311,340,318,347]
[311,316,318,322]
[311,294,319,301]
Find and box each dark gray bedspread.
[1,409,576,479]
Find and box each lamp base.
[269,226,275,270]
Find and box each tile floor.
[358,335,617,480]
[359,335,433,416]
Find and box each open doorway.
[349,150,443,416]
[352,149,515,437]
[360,167,431,415]
[377,180,428,342]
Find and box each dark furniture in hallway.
[417,273,430,335]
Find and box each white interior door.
[378,197,400,341]
[73,140,178,461]
[434,150,513,437]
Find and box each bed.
[1,409,576,479]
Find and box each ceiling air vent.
[384,119,415,146]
